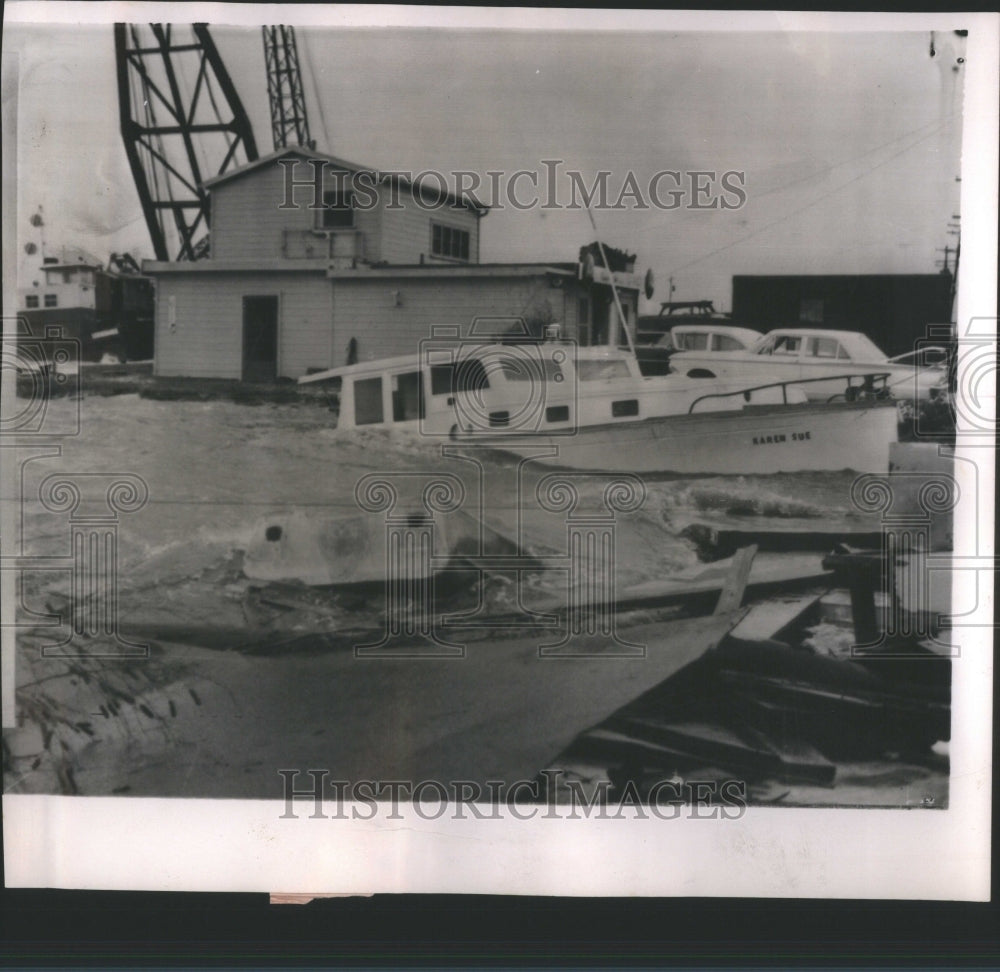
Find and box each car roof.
[763,328,886,356]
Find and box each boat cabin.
[301,335,809,438]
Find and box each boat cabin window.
[354,376,384,426]
[430,364,455,396]
[391,371,425,422]
[546,405,570,423]
[771,335,803,356]
[716,334,746,351]
[808,337,850,360]
[577,359,632,381]
[429,358,491,397]
[611,399,639,418]
[500,358,564,382]
[455,358,490,394]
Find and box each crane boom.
[115,22,259,261]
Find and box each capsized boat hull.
[455,400,898,475]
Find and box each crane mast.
[262,26,315,150]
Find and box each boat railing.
[886,346,950,368]
[687,371,893,414]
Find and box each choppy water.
[11,394,876,615]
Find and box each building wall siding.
[152,268,636,378]
[209,159,480,267]
[377,192,480,266]
[153,271,331,378]
[330,275,572,364]
[211,162,381,263]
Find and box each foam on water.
[16,395,873,613]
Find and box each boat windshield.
[499,358,564,382]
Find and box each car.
[631,324,764,377]
[669,327,950,402]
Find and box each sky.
[4,8,967,311]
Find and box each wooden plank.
[610,716,782,776]
[713,544,757,615]
[729,588,829,642]
[680,519,883,558]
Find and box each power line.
[663,120,950,277]
[627,110,957,244]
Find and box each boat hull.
[455,400,899,475]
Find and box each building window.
[320,189,354,230]
[800,298,824,323]
[25,294,39,308]
[44,294,57,308]
[431,223,470,262]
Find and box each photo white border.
[2,3,995,899]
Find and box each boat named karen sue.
[300,331,900,475]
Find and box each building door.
[242,296,279,381]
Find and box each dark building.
[731,273,955,358]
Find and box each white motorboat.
[300,335,900,475]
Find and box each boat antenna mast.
[584,204,637,357]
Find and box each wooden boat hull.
[457,400,899,475]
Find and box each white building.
[145,146,643,380]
